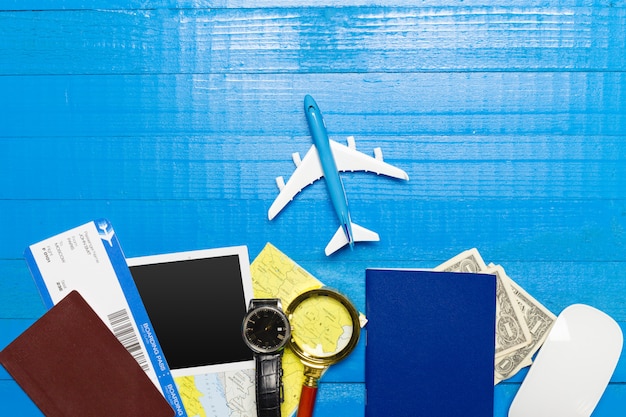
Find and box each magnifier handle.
[296,385,318,417]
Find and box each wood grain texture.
[1,7,625,74]
[1,1,625,416]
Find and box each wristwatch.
[242,299,291,417]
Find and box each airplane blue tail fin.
[325,222,379,256]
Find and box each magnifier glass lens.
[290,294,354,358]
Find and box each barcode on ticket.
[107,309,150,372]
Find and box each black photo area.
[129,254,253,370]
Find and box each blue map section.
[196,374,230,417]
[175,369,256,417]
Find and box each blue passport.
[365,269,496,417]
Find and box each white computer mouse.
[509,303,623,417]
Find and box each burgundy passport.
[0,290,174,417]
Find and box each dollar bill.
[434,248,488,273]
[493,267,556,382]
[485,264,533,357]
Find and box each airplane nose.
[304,94,317,111]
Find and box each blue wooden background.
[1,1,625,416]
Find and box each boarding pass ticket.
[24,219,187,417]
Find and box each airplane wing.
[268,145,324,220]
[329,139,409,180]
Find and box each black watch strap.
[255,352,284,417]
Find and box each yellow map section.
[176,376,206,417]
[290,296,353,356]
[251,243,323,306]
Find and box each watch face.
[243,306,290,353]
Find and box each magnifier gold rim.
[285,287,361,367]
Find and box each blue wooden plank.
[14,198,626,258]
[0,262,45,319]
[0,199,625,263]
[1,134,625,200]
[1,73,624,137]
[4,0,623,9]
[0,7,624,75]
[5,197,620,254]
[3,0,626,11]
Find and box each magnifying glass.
[285,288,361,417]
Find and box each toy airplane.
[268,94,409,255]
